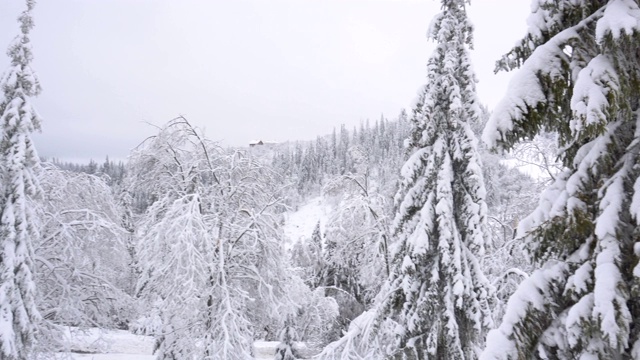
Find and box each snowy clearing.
[54,328,278,360]
[282,196,332,249]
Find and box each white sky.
[0,0,530,161]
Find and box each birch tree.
[35,164,130,330]
[131,117,291,359]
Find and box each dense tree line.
[48,157,126,186]
[270,113,411,198]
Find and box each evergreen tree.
[482,0,640,358]
[378,0,493,358]
[0,0,42,357]
[309,221,324,288]
[274,319,299,360]
[290,221,324,289]
[338,125,351,174]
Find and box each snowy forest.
[1,0,640,359]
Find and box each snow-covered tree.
[35,164,130,330]
[467,106,537,324]
[481,1,640,358]
[311,221,323,260]
[131,117,291,359]
[274,318,298,360]
[118,189,140,298]
[507,132,562,183]
[375,0,494,358]
[321,167,391,307]
[481,153,538,321]
[318,306,398,360]
[0,0,42,357]
[291,221,324,289]
[294,288,339,352]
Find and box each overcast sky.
[0,0,529,162]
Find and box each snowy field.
[57,328,278,360]
[282,196,332,248]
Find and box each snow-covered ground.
[55,327,278,359]
[282,196,332,249]
[64,327,154,357]
[254,341,280,359]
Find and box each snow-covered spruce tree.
[481,1,640,359]
[291,221,324,289]
[131,117,290,359]
[376,0,493,358]
[0,0,42,358]
[311,220,324,277]
[274,319,298,360]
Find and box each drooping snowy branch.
[481,0,640,358]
